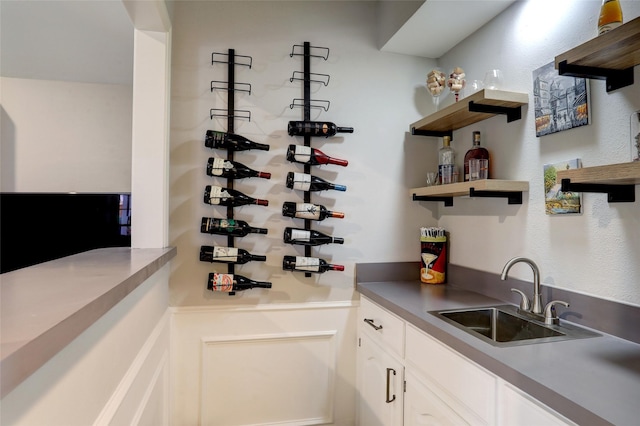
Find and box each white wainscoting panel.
[201,331,336,425]
[171,301,358,426]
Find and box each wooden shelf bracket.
[560,179,636,203]
[557,60,634,93]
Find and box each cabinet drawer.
[359,297,405,358]
[406,324,496,424]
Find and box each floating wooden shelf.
[555,17,640,92]
[557,161,640,203]
[409,89,528,138]
[411,179,529,207]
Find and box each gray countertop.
[0,247,177,398]
[357,278,640,426]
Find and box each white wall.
[1,77,132,193]
[431,0,640,305]
[169,0,437,306]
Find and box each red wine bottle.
[286,172,346,192]
[282,202,344,221]
[200,246,266,264]
[201,217,267,237]
[205,130,270,151]
[282,255,345,274]
[288,121,354,138]
[283,227,344,246]
[286,144,348,167]
[207,273,272,292]
[207,158,271,180]
[204,185,269,207]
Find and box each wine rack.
[285,42,349,277]
[205,49,268,295]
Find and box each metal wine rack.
[286,42,347,277]
[206,48,263,295]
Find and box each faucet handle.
[544,300,569,325]
[511,288,531,311]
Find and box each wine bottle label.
[212,246,238,262]
[207,186,231,204]
[290,229,311,242]
[210,273,234,291]
[210,158,233,176]
[293,145,312,163]
[291,173,311,191]
[294,203,321,220]
[295,256,320,272]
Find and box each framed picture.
[543,159,582,215]
[533,62,590,137]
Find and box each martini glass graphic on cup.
[421,253,438,280]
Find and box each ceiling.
[0,0,515,85]
[380,0,517,58]
[0,0,134,85]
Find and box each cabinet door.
[404,370,469,426]
[356,334,403,426]
[499,382,576,426]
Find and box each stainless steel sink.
[430,304,599,347]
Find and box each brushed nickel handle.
[364,318,383,330]
[386,368,396,403]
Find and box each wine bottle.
[200,245,266,264]
[204,185,269,207]
[283,227,344,246]
[207,158,271,180]
[282,202,345,221]
[201,217,268,237]
[438,135,455,185]
[286,144,348,167]
[463,131,490,182]
[282,255,344,274]
[598,0,623,35]
[288,121,354,138]
[286,172,346,192]
[207,272,272,292]
[205,130,270,152]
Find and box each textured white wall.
[433,0,640,305]
[168,1,437,305]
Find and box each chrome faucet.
[500,257,544,314]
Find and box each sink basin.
[430,305,599,347]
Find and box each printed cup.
[469,159,488,180]
[440,164,455,184]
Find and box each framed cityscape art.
[533,61,590,137]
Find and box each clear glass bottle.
[438,135,455,184]
[598,0,623,35]
[463,131,490,182]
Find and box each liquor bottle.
[282,255,345,274]
[438,135,455,184]
[286,144,348,167]
[205,130,270,152]
[286,172,347,192]
[204,185,269,207]
[288,121,354,138]
[207,158,271,180]
[463,131,490,182]
[283,227,344,246]
[207,272,272,292]
[200,245,266,264]
[201,217,268,237]
[282,202,345,221]
[598,0,623,35]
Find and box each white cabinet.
[357,333,404,426]
[498,382,576,426]
[357,297,405,426]
[357,296,575,426]
[404,370,468,426]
